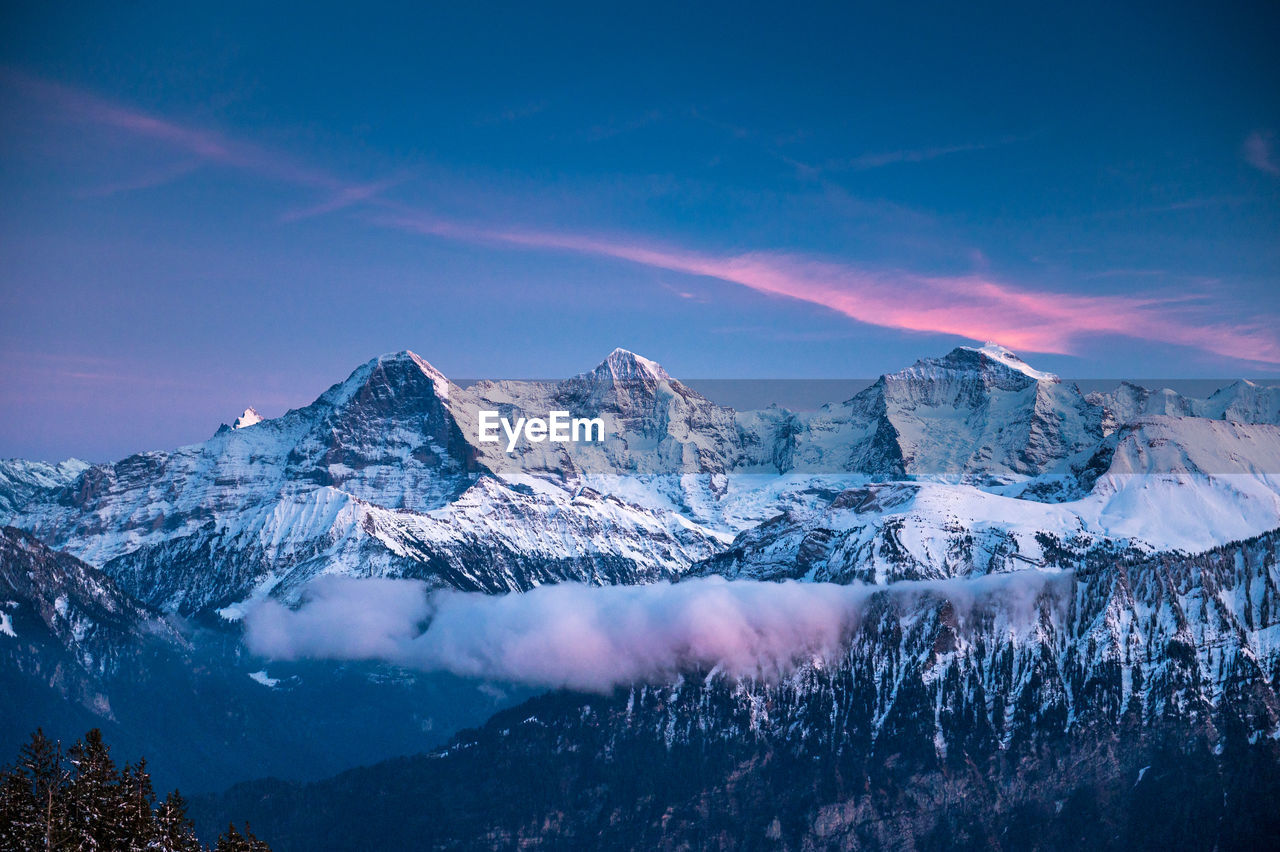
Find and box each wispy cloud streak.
[382,214,1280,364]
[4,70,396,209]
[5,72,339,189]
[829,134,1033,172]
[9,71,1279,365]
[278,175,410,222]
[847,141,991,170]
[76,160,204,198]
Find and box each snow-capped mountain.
[702,416,1280,584]
[1202,378,1280,424]
[1088,377,1280,430]
[232,407,265,430]
[1087,381,1200,431]
[0,350,739,614]
[4,342,1280,821]
[459,347,746,479]
[0,526,165,688]
[2,345,1279,619]
[777,343,1105,480]
[0,458,90,514]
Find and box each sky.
[1,1,1278,461]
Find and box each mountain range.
[3,343,1280,848]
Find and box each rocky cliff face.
[0,458,90,515]
[0,526,168,710]
[827,344,1104,479]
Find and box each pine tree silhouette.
[155,790,204,852]
[0,729,271,851]
[67,728,127,848]
[120,757,157,850]
[214,822,271,851]
[0,729,73,849]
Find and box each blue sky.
[1,1,1278,460]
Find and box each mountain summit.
[963,342,1059,382]
[593,348,671,383]
[232,407,264,429]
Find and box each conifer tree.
[120,757,157,850]
[0,729,73,849]
[66,728,126,849]
[155,790,203,852]
[0,729,271,851]
[0,744,39,848]
[214,822,272,852]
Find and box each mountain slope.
[777,344,1105,480]
[194,528,1280,851]
[2,352,732,614]
[2,343,1280,813]
[0,527,534,793]
[0,525,169,711]
[0,458,90,514]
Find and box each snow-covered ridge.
[971,341,1059,382]
[0,458,91,514]
[1,344,1278,618]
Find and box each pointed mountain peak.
[316,350,455,413]
[1218,378,1259,391]
[594,348,671,382]
[232,407,264,430]
[368,350,452,397]
[375,349,447,379]
[943,342,1059,382]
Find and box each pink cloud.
[10,71,1279,366]
[76,160,204,198]
[4,71,374,199]
[278,175,409,222]
[244,573,1067,692]
[382,215,1280,365]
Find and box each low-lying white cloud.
[243,573,1065,692]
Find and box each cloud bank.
[243,573,1066,692]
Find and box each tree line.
[0,728,269,851]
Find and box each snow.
[248,670,280,687]
[232,407,264,429]
[1203,380,1280,424]
[217,570,285,621]
[972,342,1059,382]
[602,347,670,380]
[4,342,1280,620]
